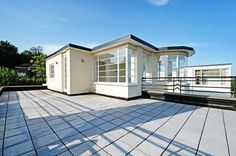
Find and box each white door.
[63,55,67,92]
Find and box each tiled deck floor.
[0,90,235,156]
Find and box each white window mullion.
[97,56,99,82]
[117,50,120,83]
[176,54,179,77]
[125,48,129,84]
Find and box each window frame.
[49,63,55,79]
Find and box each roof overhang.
[46,35,195,59]
[91,34,158,53]
[46,44,91,60]
[158,46,195,56]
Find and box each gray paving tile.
[63,115,78,122]
[68,118,86,126]
[57,150,73,156]
[89,118,107,126]
[102,115,117,121]
[109,118,127,126]
[51,123,71,132]
[33,133,59,149]
[26,118,45,125]
[91,133,116,148]
[4,140,34,156]
[81,114,97,122]
[81,127,104,139]
[224,110,236,156]
[1,91,236,156]
[62,133,87,149]
[20,150,37,156]
[31,127,54,138]
[74,122,94,132]
[36,141,67,156]
[56,127,78,140]
[69,141,101,156]
[103,139,133,155]
[48,118,65,126]
[163,107,208,156]
[98,122,117,132]
[129,117,146,125]
[5,122,26,130]
[5,126,28,138]
[197,108,228,156]
[4,133,30,147]
[28,122,49,132]
[92,149,111,156]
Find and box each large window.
[157,54,188,78]
[94,48,126,83]
[195,69,223,85]
[49,64,55,78]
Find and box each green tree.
[0,41,25,68]
[30,53,47,77]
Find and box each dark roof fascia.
[47,35,196,59]
[92,34,158,51]
[129,35,159,50]
[158,46,194,51]
[187,63,232,68]
[47,43,91,59]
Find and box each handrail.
[142,76,236,98]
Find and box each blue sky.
[0,0,235,73]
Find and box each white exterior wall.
[68,49,93,95]
[187,64,232,77]
[186,64,232,96]
[46,52,65,92]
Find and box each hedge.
[0,67,46,86]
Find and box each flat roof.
[47,34,195,59]
[47,43,91,59]
[187,63,232,68]
[2,90,236,155]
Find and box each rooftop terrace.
[0,90,235,155]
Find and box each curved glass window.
[179,54,188,77]
[157,54,188,78]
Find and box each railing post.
[180,78,182,94]
[234,77,236,98]
[173,77,175,93]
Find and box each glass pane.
[129,49,137,83]
[168,55,177,77]
[119,76,125,82]
[119,70,125,77]
[142,53,149,76]
[158,55,167,78]
[99,70,117,77]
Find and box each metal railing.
[142,76,236,97]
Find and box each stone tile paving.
[0,90,235,156]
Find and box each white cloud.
[147,0,170,6]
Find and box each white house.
[46,34,232,99]
[185,64,232,96]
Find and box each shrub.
[0,66,46,86]
[0,67,18,86]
